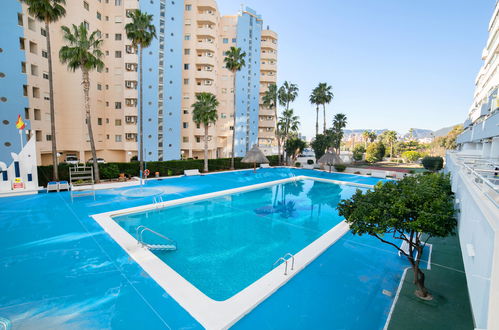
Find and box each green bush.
[99,164,120,179]
[307,159,314,165]
[421,156,444,172]
[352,145,365,161]
[334,164,346,172]
[365,142,385,163]
[402,151,422,163]
[295,162,301,167]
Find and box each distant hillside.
[433,125,458,137]
[343,125,459,140]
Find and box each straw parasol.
[241,145,269,172]
[317,150,342,173]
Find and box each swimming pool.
[113,178,363,301]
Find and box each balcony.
[260,62,276,72]
[196,13,217,24]
[196,27,216,38]
[260,50,277,61]
[196,40,216,52]
[196,53,216,66]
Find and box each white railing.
[459,158,499,208]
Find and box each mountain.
[343,125,459,140]
[433,125,458,137]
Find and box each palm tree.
[224,46,246,170]
[125,10,156,176]
[279,108,300,164]
[331,113,347,155]
[362,130,370,148]
[192,93,219,172]
[22,0,66,181]
[262,83,280,163]
[382,130,398,159]
[317,83,334,133]
[59,23,104,182]
[309,86,321,137]
[278,81,298,162]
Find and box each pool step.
[145,244,177,251]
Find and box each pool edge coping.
[91,176,370,329]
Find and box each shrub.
[398,159,403,164]
[99,164,120,179]
[307,159,314,165]
[421,156,444,172]
[334,164,346,172]
[365,142,385,163]
[352,145,365,161]
[402,151,422,163]
[295,162,301,167]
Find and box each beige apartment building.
[15,0,276,165]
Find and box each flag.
[15,115,25,130]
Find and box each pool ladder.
[135,225,177,251]
[153,196,164,209]
[272,253,295,275]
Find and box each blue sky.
[217,0,495,138]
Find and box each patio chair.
[184,169,201,176]
[58,181,70,191]
[47,181,59,192]
[260,163,270,168]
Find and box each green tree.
[402,150,422,163]
[192,93,219,172]
[380,130,398,159]
[338,173,457,299]
[316,83,334,133]
[125,10,156,176]
[59,23,104,182]
[362,130,377,148]
[224,47,246,169]
[421,156,444,172]
[278,109,300,164]
[278,82,299,162]
[311,134,330,161]
[437,125,464,150]
[262,84,280,163]
[309,85,321,137]
[365,141,385,163]
[22,0,66,181]
[352,145,365,161]
[285,137,307,164]
[330,113,347,155]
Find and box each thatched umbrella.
[317,151,342,173]
[241,145,269,172]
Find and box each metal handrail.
[273,257,288,275]
[273,253,296,275]
[283,253,295,270]
[135,225,177,249]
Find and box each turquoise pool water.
[114,179,363,301]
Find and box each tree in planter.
[365,141,385,163]
[284,137,306,165]
[191,92,219,172]
[125,10,156,177]
[337,173,456,299]
[59,23,104,182]
[22,0,66,181]
[224,47,246,170]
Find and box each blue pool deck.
[0,168,409,329]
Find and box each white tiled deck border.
[91,176,373,329]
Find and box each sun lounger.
[184,169,201,176]
[58,181,70,191]
[371,171,387,179]
[260,163,270,168]
[47,181,59,192]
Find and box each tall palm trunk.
[203,124,209,172]
[315,105,319,137]
[45,21,58,180]
[274,98,280,166]
[323,104,326,133]
[82,69,100,182]
[139,46,144,176]
[230,72,236,170]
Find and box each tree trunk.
[412,264,429,297]
[274,97,280,166]
[203,124,208,172]
[390,142,394,160]
[139,46,144,176]
[230,72,236,170]
[82,69,100,182]
[315,105,319,137]
[323,104,326,134]
[45,21,59,181]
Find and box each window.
[221,113,226,118]
[184,63,189,70]
[25,108,30,119]
[19,37,25,50]
[42,50,48,58]
[30,64,38,76]
[223,38,228,44]
[115,51,122,58]
[28,18,36,31]
[43,72,49,79]
[41,28,47,37]
[115,33,122,40]
[83,21,89,30]
[183,78,189,85]
[34,109,41,120]
[32,87,40,98]
[97,12,102,20]
[182,122,188,128]
[184,34,190,41]
[196,136,201,143]
[184,48,190,55]
[115,102,122,109]
[35,130,42,142]
[97,84,102,90]
[115,0,122,5]
[46,134,52,141]
[183,110,189,114]
[185,4,191,10]
[83,1,89,10]
[17,13,23,26]
[29,41,37,54]
[232,38,236,43]
[97,118,102,125]
[115,16,122,23]
[183,136,189,142]
[115,135,122,142]
[115,119,122,126]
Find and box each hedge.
[37,155,280,187]
[421,156,444,172]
